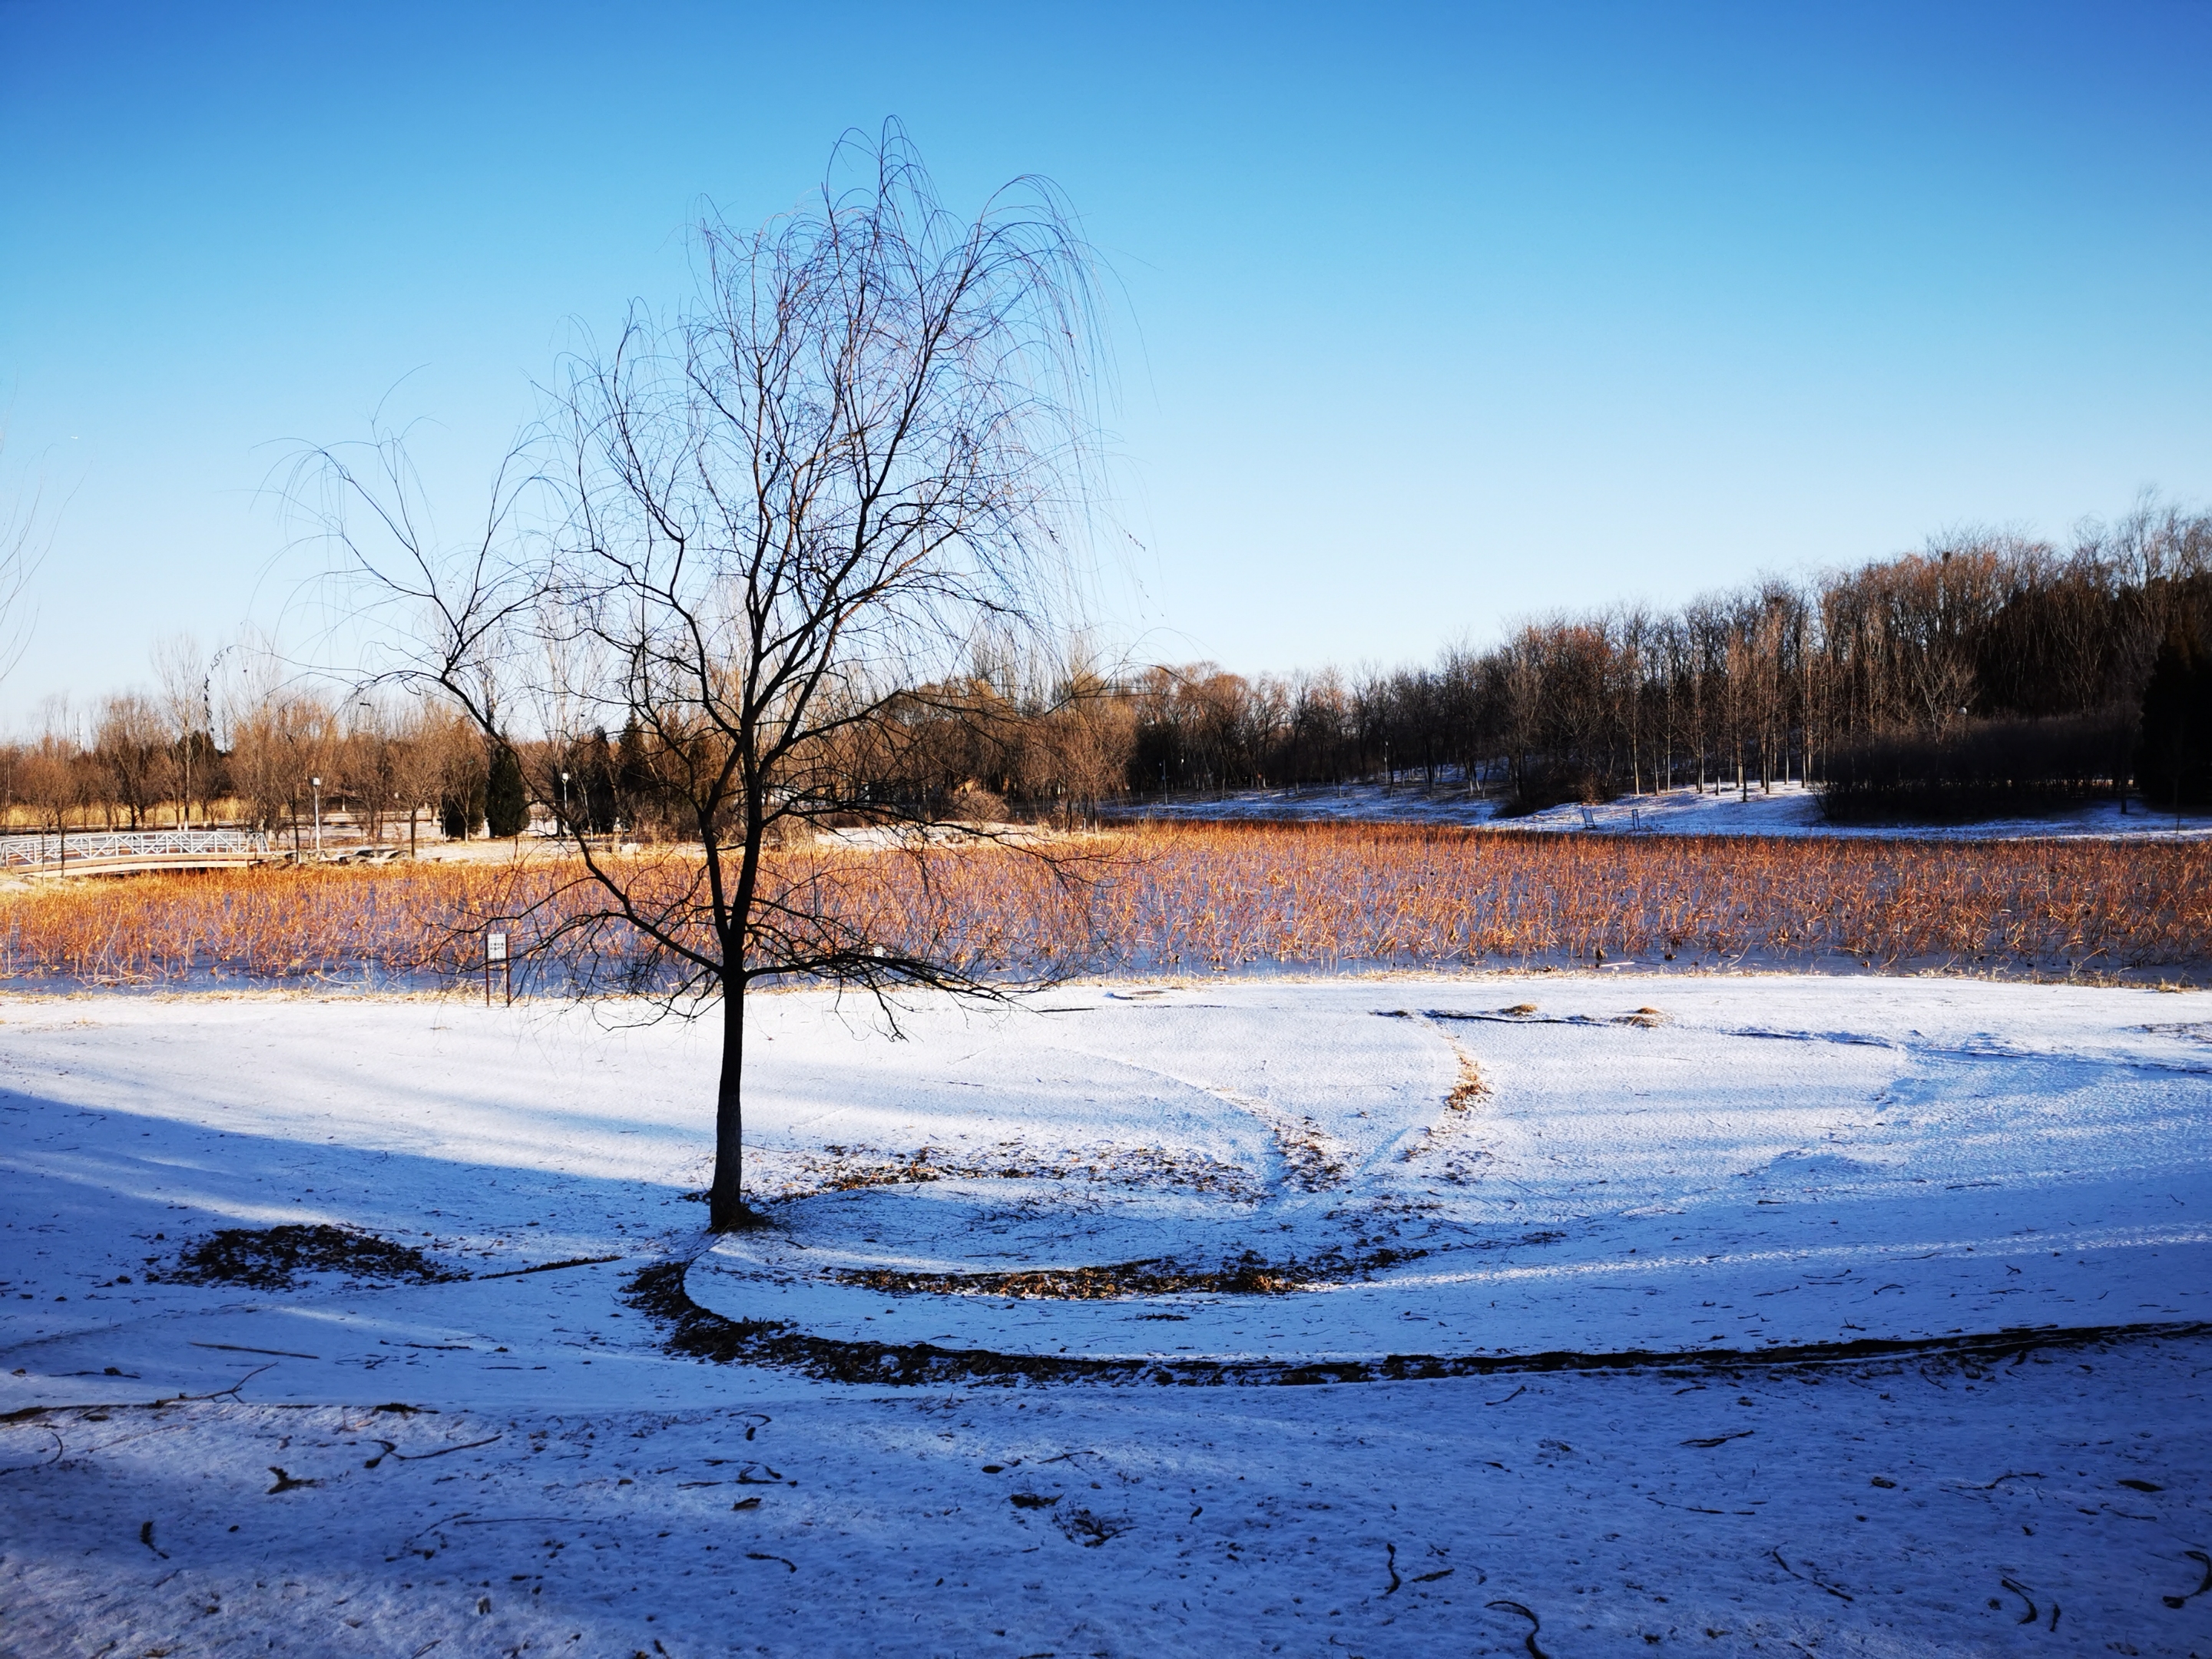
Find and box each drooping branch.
[310,124,1115,1230]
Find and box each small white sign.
[487,932,508,962]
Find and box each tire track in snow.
[1203,1089,1352,1194]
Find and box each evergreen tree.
[582,727,618,834]
[485,742,529,838]
[614,717,657,835]
[2137,634,2212,809]
[439,776,484,840]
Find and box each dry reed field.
[2,823,2204,988]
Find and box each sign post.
[486,931,510,1006]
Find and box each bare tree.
[93,693,169,826]
[310,130,1106,1230]
[0,437,50,684]
[22,699,88,851]
[384,697,455,854]
[154,634,211,825]
[224,643,336,852]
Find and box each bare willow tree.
[0,436,51,684]
[310,130,1106,1229]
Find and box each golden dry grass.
[1,823,2204,986]
[1081,824,2212,975]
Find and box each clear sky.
[4,1,2210,722]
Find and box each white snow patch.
[1114,777,2212,839]
[2,978,2210,1653]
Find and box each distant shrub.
[2138,636,2212,810]
[946,782,1009,823]
[1495,762,1612,817]
[1820,710,2132,824]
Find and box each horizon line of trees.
[12,499,2212,840]
[0,680,505,851]
[1091,500,2212,820]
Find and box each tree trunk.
[707,982,750,1230]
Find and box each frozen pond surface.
[2,977,2210,1654]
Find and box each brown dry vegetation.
[1,823,2204,987]
[828,1247,1422,1301]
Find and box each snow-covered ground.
[1114,778,2212,840]
[5,979,2212,1654]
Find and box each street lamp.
[197,642,237,828]
[560,770,571,824]
[311,777,323,856]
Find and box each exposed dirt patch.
[826,1245,1426,1301]
[1400,1032,1493,1171]
[159,1225,468,1290]
[1230,1102,1349,1192]
[1412,1149,1496,1184]
[760,1139,1260,1203]
[622,1260,2212,1389]
[1419,1005,1657,1029]
[1444,1045,1488,1111]
[1057,1507,1132,1547]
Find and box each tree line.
[0,661,505,851]
[1094,502,2212,820]
[740,498,2212,822]
[12,496,2212,845]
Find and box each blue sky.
[4,1,2210,719]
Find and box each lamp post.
[560,770,571,826]
[311,777,323,856]
[198,643,236,828]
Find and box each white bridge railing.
[0,828,276,869]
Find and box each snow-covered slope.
[3,981,2210,1654]
[693,980,2212,1365]
[1114,777,2212,840]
